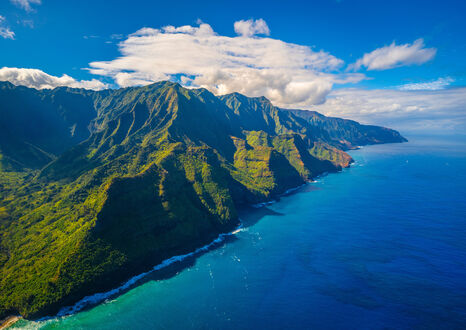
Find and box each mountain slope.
[0,82,406,319]
[0,81,104,171]
[287,109,407,149]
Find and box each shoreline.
[0,316,21,329]
[28,179,314,323]
[47,179,316,321]
[36,222,245,321]
[18,168,344,324]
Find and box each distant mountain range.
[0,81,406,319]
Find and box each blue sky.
[1,0,465,132]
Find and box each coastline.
[40,223,245,321]
[41,177,321,321]
[47,142,399,322]
[1,166,342,325]
[0,316,21,329]
[18,136,466,329]
[15,164,348,324]
[27,179,314,323]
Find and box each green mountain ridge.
[0,81,406,319]
[286,108,407,149]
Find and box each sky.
[0,0,465,133]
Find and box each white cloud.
[234,19,270,37]
[310,87,466,132]
[10,0,41,12]
[89,21,365,107]
[349,39,436,71]
[0,27,14,39]
[0,16,14,39]
[0,67,108,90]
[397,77,454,91]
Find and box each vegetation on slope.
[287,109,407,149]
[0,81,406,319]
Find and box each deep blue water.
[14,135,466,329]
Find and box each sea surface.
[13,135,466,329]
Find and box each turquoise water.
[14,135,466,329]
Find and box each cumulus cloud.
[0,15,15,39]
[397,77,454,91]
[89,20,364,107]
[0,67,108,90]
[10,0,41,12]
[234,19,270,37]
[310,87,466,132]
[349,39,436,71]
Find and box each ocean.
[13,134,466,329]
